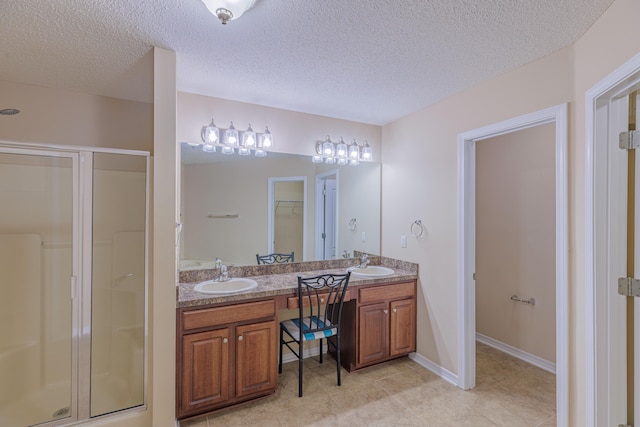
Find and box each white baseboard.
[476,333,556,374]
[408,352,458,386]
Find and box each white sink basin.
[194,278,258,294]
[349,266,395,277]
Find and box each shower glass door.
[0,148,77,426]
[90,152,147,417]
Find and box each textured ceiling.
[0,0,614,125]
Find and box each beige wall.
[381,0,640,425]
[476,124,556,362]
[0,80,152,150]
[3,0,640,424]
[381,45,573,376]
[181,155,315,265]
[177,92,382,158]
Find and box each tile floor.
[180,342,556,426]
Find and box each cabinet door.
[235,320,278,398]
[389,299,416,356]
[358,302,389,365]
[181,328,230,413]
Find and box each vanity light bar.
[311,135,372,166]
[199,118,273,157]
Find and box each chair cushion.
[281,316,337,341]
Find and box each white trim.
[408,352,458,386]
[314,170,339,260]
[457,103,569,427]
[476,333,556,374]
[585,51,640,427]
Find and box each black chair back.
[297,272,350,335]
[256,252,294,264]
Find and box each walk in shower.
[0,144,148,426]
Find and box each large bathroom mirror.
[179,143,381,267]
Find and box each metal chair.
[279,272,351,397]
[256,252,294,264]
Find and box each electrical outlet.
[361,231,366,242]
[400,235,407,248]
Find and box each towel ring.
[348,218,357,231]
[411,220,425,238]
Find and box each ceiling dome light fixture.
[201,0,257,25]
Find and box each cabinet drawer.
[287,289,351,309]
[358,282,414,304]
[182,300,275,331]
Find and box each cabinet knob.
[320,298,325,303]
[383,309,388,314]
[223,338,228,344]
[238,335,243,341]
[392,308,397,313]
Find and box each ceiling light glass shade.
[361,140,372,161]
[324,156,336,165]
[202,142,216,153]
[221,145,234,154]
[241,123,256,148]
[201,118,220,144]
[259,126,273,149]
[348,139,360,159]
[238,146,250,155]
[224,122,239,147]
[336,137,348,159]
[311,154,323,163]
[322,136,335,157]
[201,0,257,24]
[254,147,267,157]
[349,157,360,166]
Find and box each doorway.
[585,52,640,426]
[267,177,306,261]
[315,171,338,260]
[457,104,569,426]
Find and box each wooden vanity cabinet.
[177,299,277,419]
[341,280,416,371]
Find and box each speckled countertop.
[177,256,418,309]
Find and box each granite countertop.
[177,257,418,309]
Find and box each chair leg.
[336,334,341,386]
[278,326,283,374]
[298,339,303,397]
[319,338,323,364]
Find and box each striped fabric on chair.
[280,316,337,341]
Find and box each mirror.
[179,143,381,268]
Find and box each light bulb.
[259,126,273,149]
[201,118,219,144]
[225,122,238,146]
[361,140,372,161]
[349,139,360,159]
[241,123,256,148]
[336,137,348,158]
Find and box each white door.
[314,171,337,260]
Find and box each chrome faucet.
[358,253,369,269]
[218,264,230,282]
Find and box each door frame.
[267,176,307,259]
[585,52,640,426]
[457,103,569,426]
[314,170,338,260]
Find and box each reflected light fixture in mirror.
[197,118,273,157]
[312,135,372,166]
[201,0,257,25]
